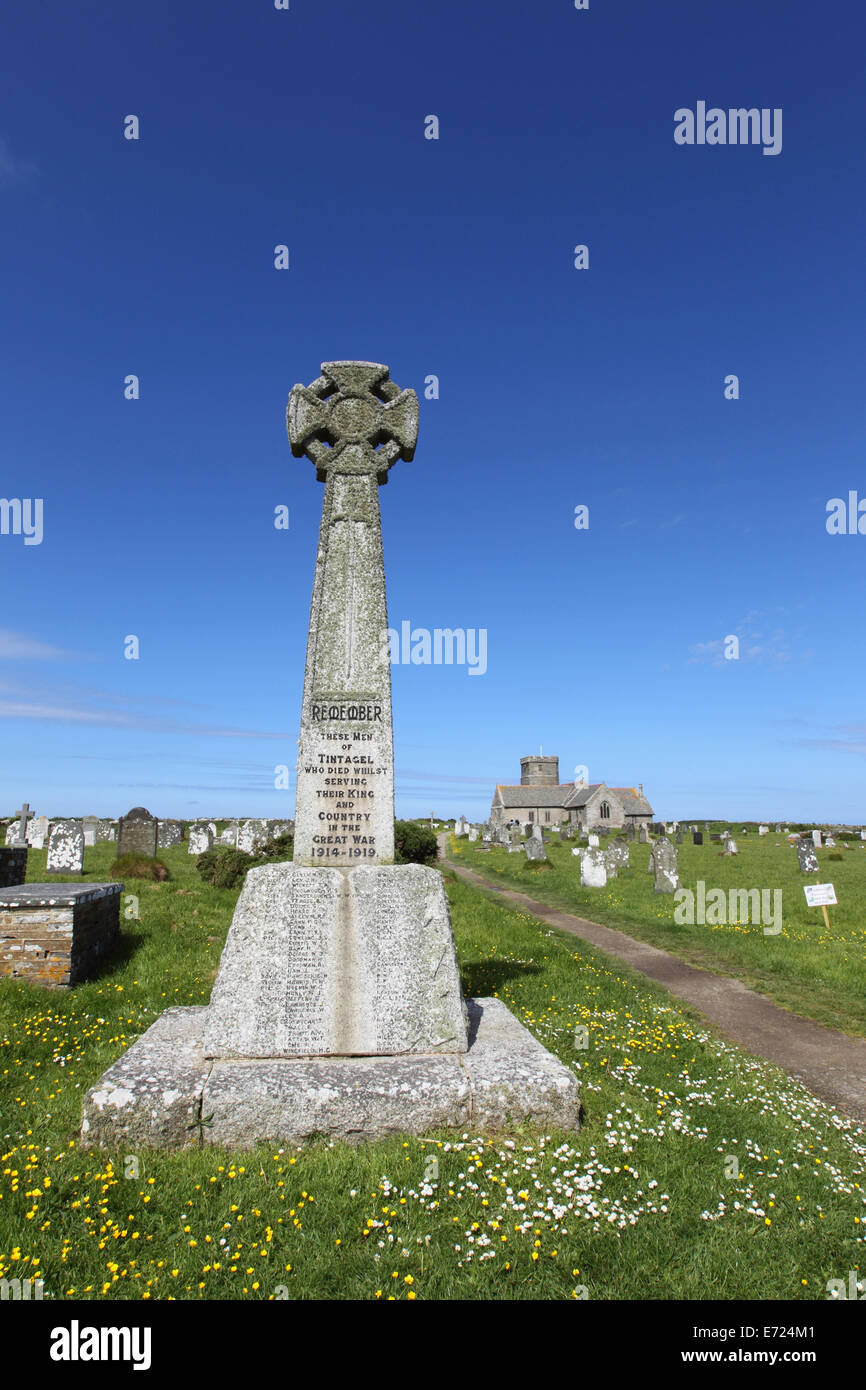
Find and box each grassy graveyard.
[0,842,863,1300]
[450,833,866,1039]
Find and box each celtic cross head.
[287,361,418,484]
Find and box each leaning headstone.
[581,848,607,887]
[117,807,159,859]
[797,841,819,873]
[82,359,580,1149]
[188,825,214,856]
[653,838,680,893]
[46,822,85,876]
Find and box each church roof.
[494,784,576,808]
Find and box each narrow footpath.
[440,838,866,1123]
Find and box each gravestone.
[219,822,239,847]
[710,833,721,843]
[188,825,214,856]
[468,827,478,842]
[237,819,266,855]
[797,841,819,873]
[638,824,649,843]
[724,838,738,855]
[27,815,50,849]
[81,815,99,848]
[508,825,522,853]
[82,359,579,1150]
[529,823,543,842]
[158,820,183,850]
[812,830,822,848]
[588,833,599,848]
[776,824,783,834]
[46,822,85,876]
[825,836,836,848]
[0,849,27,888]
[675,827,683,844]
[580,848,607,887]
[758,825,769,836]
[625,822,635,841]
[524,838,547,863]
[653,838,679,893]
[693,831,703,845]
[97,819,116,842]
[117,808,159,859]
[207,822,218,837]
[8,804,31,848]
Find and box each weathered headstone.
[188,825,214,856]
[797,841,819,873]
[81,815,99,848]
[724,838,738,856]
[27,814,50,849]
[97,819,116,842]
[825,836,836,848]
[82,359,580,1150]
[508,825,522,852]
[758,825,769,836]
[693,831,703,845]
[625,822,635,841]
[812,829,822,848]
[675,827,683,844]
[158,820,183,850]
[638,824,649,844]
[581,848,607,887]
[46,822,85,876]
[237,819,267,855]
[468,827,478,842]
[653,838,680,893]
[524,837,547,863]
[219,822,239,847]
[117,807,159,859]
[587,832,599,848]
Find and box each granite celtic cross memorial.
[81,361,579,1150]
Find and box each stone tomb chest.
[0,883,123,988]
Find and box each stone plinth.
[0,883,123,988]
[204,862,467,1059]
[0,848,27,889]
[81,998,580,1150]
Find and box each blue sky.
[1,0,864,823]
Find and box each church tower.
[520,754,560,787]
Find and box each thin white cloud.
[0,629,79,661]
[0,137,37,189]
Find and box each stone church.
[489,755,653,832]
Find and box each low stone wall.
[0,883,123,988]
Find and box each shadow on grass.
[460,957,544,997]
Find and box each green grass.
[449,833,866,1038]
[0,844,864,1300]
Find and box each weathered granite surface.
[203,862,468,1058]
[81,1007,210,1148]
[81,997,580,1149]
[288,362,418,868]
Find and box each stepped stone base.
[80,998,580,1150]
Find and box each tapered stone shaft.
[287,361,418,867]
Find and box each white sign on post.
[804,883,837,907]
